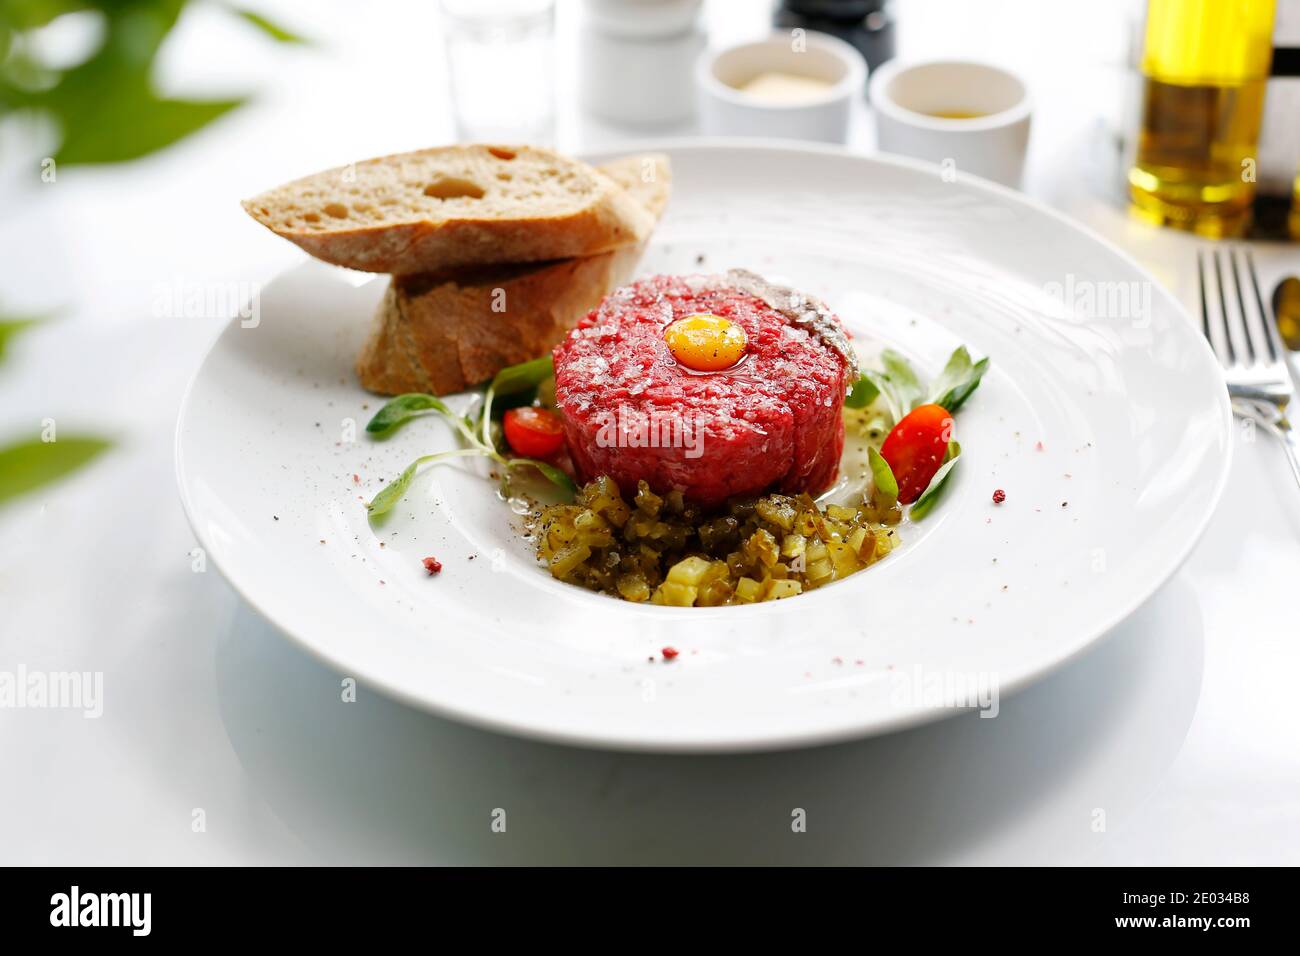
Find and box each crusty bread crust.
[242,144,656,275]
[594,153,672,219]
[355,248,646,395]
[355,154,671,396]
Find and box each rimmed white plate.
[176,141,1231,752]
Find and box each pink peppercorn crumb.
[662,647,679,661]
[422,557,442,575]
[992,489,1006,504]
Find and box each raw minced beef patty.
[552,270,853,507]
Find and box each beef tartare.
[552,269,858,507]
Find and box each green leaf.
[867,446,897,506]
[928,346,989,413]
[56,93,244,164]
[508,457,576,497]
[881,349,924,412]
[0,1,96,31]
[0,436,110,505]
[8,0,245,165]
[231,8,308,44]
[909,441,961,521]
[0,316,40,363]
[844,374,880,409]
[367,457,425,517]
[488,355,554,398]
[479,355,554,451]
[367,448,488,517]
[366,393,454,434]
[862,350,923,423]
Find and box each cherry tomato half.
[880,403,954,504]
[502,406,565,458]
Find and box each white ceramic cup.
[869,59,1031,188]
[580,0,705,126]
[696,31,867,144]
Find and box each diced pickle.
[780,533,807,559]
[806,557,835,585]
[825,504,857,523]
[534,475,897,605]
[548,543,591,577]
[634,481,663,517]
[696,578,734,607]
[826,541,861,578]
[653,581,697,607]
[763,579,802,600]
[747,528,780,567]
[667,555,712,587]
[756,496,797,531]
[616,573,651,602]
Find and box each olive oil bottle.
[1129,0,1277,237]
[1291,165,1300,240]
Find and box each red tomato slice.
[880,403,954,504]
[503,406,564,458]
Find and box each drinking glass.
[441,0,556,145]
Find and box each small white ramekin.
[696,31,867,144]
[868,59,1032,188]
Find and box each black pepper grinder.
[774,0,895,81]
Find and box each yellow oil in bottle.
[1129,0,1277,238]
[1291,167,1300,241]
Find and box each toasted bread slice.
[355,248,646,396]
[594,152,672,219]
[355,154,671,396]
[241,144,657,275]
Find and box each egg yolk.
[664,313,747,371]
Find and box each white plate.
[176,141,1231,752]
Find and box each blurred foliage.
[0,3,304,502]
[0,434,111,504]
[0,0,306,164]
[0,314,111,507]
[0,315,39,361]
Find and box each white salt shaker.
[579,0,705,127]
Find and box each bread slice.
[593,152,672,220]
[355,154,671,396]
[241,144,656,275]
[355,249,646,396]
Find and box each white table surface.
[1,0,1298,865]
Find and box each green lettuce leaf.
[867,446,897,507]
[909,442,961,520]
[928,346,989,413]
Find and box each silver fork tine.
[1228,246,1275,365]
[1201,246,1300,492]
[1214,247,1252,365]
[1198,250,1233,366]
[1242,248,1283,364]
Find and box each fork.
[1198,246,1300,489]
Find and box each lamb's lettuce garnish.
[488,355,554,398]
[867,446,898,507]
[909,441,961,521]
[926,346,989,414]
[508,457,577,496]
[479,355,556,448]
[854,346,988,423]
[366,356,572,517]
[844,375,880,410]
[366,394,457,434]
[881,349,925,414]
[366,449,486,516]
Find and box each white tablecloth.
[1,0,1297,865]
